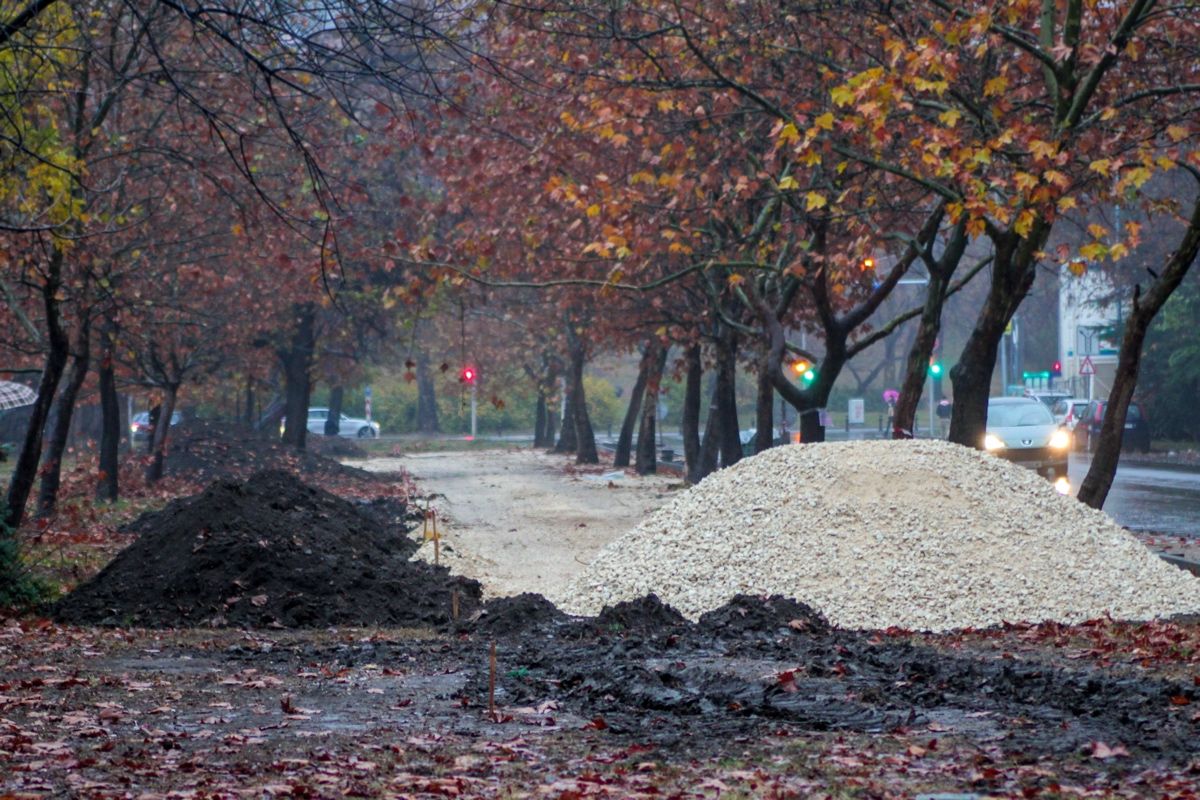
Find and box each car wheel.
[357,427,374,438]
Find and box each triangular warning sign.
[1079,355,1095,376]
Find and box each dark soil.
[452,593,1200,764]
[468,593,569,637]
[162,418,377,483]
[53,470,481,628]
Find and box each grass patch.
[356,436,537,456]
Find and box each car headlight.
[1049,429,1071,449]
[983,433,1005,451]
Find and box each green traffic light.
[802,369,815,382]
[929,362,943,377]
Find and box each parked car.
[130,410,182,442]
[283,406,380,438]
[1050,397,1089,429]
[984,397,1071,481]
[1025,390,1073,411]
[1074,399,1150,453]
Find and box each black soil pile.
[162,418,376,483]
[468,593,569,637]
[593,594,688,633]
[450,594,1199,762]
[696,593,830,638]
[54,470,480,628]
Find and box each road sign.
[1079,356,1095,376]
[848,398,865,425]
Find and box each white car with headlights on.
[984,397,1071,491]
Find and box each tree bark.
[242,378,255,427]
[893,222,967,438]
[415,351,440,432]
[4,249,70,531]
[714,329,742,467]
[635,344,668,475]
[753,343,775,454]
[567,331,599,464]
[324,385,344,436]
[614,343,653,468]
[37,318,91,517]
[697,378,722,481]
[544,392,558,448]
[96,323,120,503]
[682,344,703,483]
[280,304,315,450]
[533,393,548,447]
[948,227,1046,447]
[1078,193,1200,508]
[146,384,178,483]
[554,375,577,453]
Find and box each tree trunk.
[697,379,722,481]
[280,304,315,450]
[544,394,558,448]
[682,344,703,483]
[614,344,653,468]
[96,324,120,503]
[897,284,950,441]
[1078,194,1200,508]
[753,344,775,455]
[4,249,70,531]
[533,393,548,447]
[554,378,577,453]
[146,384,178,483]
[568,333,599,464]
[634,345,668,475]
[37,319,91,517]
[324,386,344,436]
[415,351,440,432]
[948,229,1044,448]
[714,330,742,467]
[242,378,255,427]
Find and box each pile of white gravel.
[555,439,1200,632]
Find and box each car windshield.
[989,402,1054,427]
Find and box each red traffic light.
[1051,360,1062,376]
[461,366,477,384]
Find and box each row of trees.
[420,0,1200,501]
[0,0,474,529]
[1,0,1198,536]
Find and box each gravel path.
[360,449,680,599]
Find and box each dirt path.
[361,448,682,599]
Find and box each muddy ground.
[4,447,1200,796]
[4,605,1200,797]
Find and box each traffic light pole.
[928,375,935,438]
[470,384,477,440]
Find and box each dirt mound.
[162,418,376,483]
[697,594,830,636]
[593,594,687,633]
[468,593,569,636]
[467,595,1199,756]
[53,470,481,628]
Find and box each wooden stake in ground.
[488,640,497,721]
[421,500,441,566]
[451,589,460,621]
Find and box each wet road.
[1068,454,1200,537]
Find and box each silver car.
[984,397,1070,481]
[282,406,380,438]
